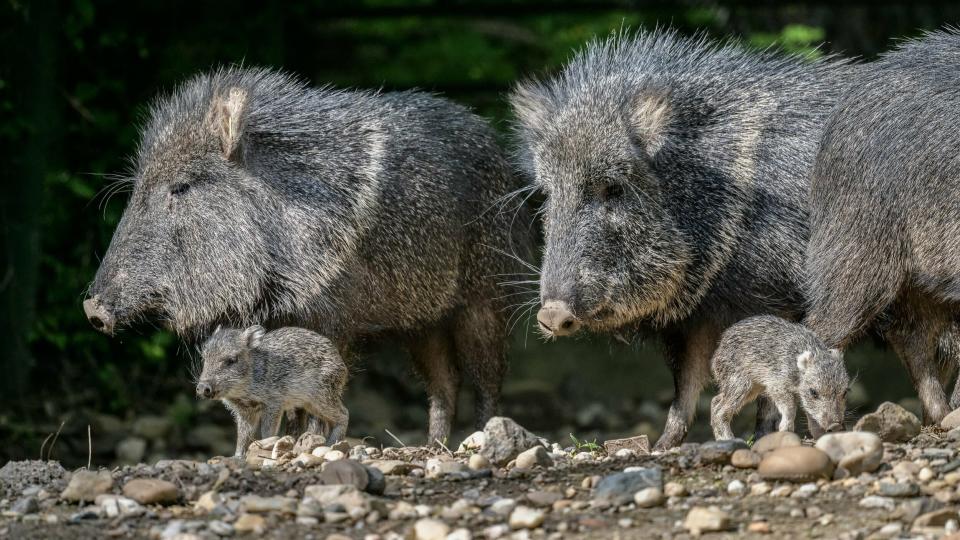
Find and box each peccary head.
[796,347,848,437]
[197,325,265,399]
[514,79,689,337]
[511,30,838,337]
[83,68,373,337]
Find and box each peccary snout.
[196,382,214,399]
[537,300,581,337]
[83,296,116,336]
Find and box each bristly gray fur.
[804,28,960,424]
[710,315,848,440]
[198,325,349,457]
[510,28,855,450]
[85,66,531,444]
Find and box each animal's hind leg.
[409,327,460,445]
[937,321,960,409]
[711,382,755,441]
[754,396,781,439]
[452,303,508,431]
[886,293,952,424]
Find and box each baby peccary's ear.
[208,87,249,161]
[796,350,812,372]
[241,325,266,350]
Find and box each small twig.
[39,433,54,461]
[384,428,406,448]
[434,438,454,456]
[87,425,92,470]
[46,421,65,461]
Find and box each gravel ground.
[2,406,960,540]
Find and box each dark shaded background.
[3,0,959,467]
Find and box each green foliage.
[749,24,827,57]
[569,433,602,453]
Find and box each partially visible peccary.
[197,325,348,456]
[83,67,528,444]
[805,29,960,423]
[510,29,852,449]
[710,315,848,440]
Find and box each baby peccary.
[197,325,349,457]
[710,316,848,440]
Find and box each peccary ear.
[241,324,265,349]
[796,350,812,372]
[208,87,249,161]
[829,348,842,360]
[510,82,553,137]
[627,89,672,157]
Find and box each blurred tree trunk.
[0,0,58,401]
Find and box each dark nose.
[537,300,581,337]
[826,422,844,433]
[83,297,116,335]
[196,382,214,399]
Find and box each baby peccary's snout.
[196,382,214,399]
[537,300,581,337]
[710,315,849,441]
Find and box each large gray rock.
[854,402,921,443]
[940,408,960,430]
[480,417,543,466]
[815,431,883,474]
[593,467,663,506]
[122,478,179,505]
[758,447,834,482]
[61,470,113,503]
[699,439,748,465]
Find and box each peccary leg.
[770,393,796,433]
[711,383,760,441]
[259,403,284,440]
[711,394,738,441]
[222,399,261,457]
[885,294,951,424]
[410,328,460,445]
[453,303,507,429]
[283,410,310,438]
[325,404,349,444]
[754,396,781,439]
[654,324,718,451]
[938,321,960,409]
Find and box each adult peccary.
[82,67,527,444]
[805,29,960,424]
[710,315,848,440]
[510,29,854,450]
[197,325,349,456]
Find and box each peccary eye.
[602,184,624,201]
[224,356,237,366]
[170,183,190,196]
[808,389,819,399]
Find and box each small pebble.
[633,488,664,508]
[664,482,687,498]
[727,480,746,496]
